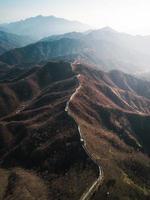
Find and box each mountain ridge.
[2,27,150,74]
[0,15,91,39]
[0,61,149,199]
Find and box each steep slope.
[0,61,99,200]
[0,15,90,39]
[0,31,34,55]
[67,62,150,200]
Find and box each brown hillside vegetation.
[0,61,150,200]
[0,62,99,200]
[68,63,150,200]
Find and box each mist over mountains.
[0,31,34,55]
[0,15,91,39]
[0,15,150,200]
[1,24,150,74]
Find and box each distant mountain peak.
[92,26,117,34]
[87,26,117,38]
[36,15,44,18]
[100,26,116,32]
[0,15,91,39]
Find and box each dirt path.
[65,61,104,200]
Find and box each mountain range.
[1,27,150,74]
[0,61,149,199]
[0,15,90,40]
[0,15,150,200]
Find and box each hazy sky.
[0,0,150,35]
